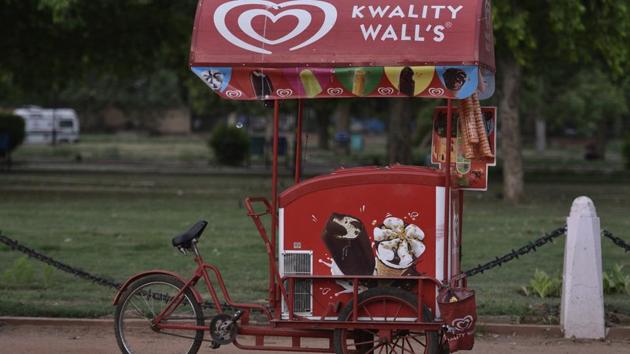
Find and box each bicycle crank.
[209,310,242,346]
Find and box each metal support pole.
[443,99,453,282]
[271,100,280,307]
[458,189,464,287]
[294,99,304,184]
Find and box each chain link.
[602,229,630,253]
[463,226,568,278]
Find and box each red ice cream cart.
[113,1,498,353]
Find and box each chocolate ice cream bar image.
[399,66,415,96]
[250,70,274,99]
[321,213,375,275]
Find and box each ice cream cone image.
[373,217,426,276]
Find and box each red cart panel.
[278,165,459,319]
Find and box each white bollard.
[560,196,606,339]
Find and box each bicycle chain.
[462,226,567,278]
[602,229,630,253]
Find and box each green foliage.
[1,257,57,290]
[603,264,630,296]
[0,113,26,154]
[494,0,630,75]
[209,125,250,166]
[521,269,562,299]
[623,135,630,170]
[1,257,36,287]
[548,69,628,136]
[42,265,55,289]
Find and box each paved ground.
[1,323,629,354]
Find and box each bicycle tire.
[114,274,205,354]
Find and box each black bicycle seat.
[172,221,208,249]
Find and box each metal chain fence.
[1,226,629,296]
[602,229,630,253]
[0,233,121,290]
[462,226,568,278]
[0,232,229,311]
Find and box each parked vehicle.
[13,106,80,144]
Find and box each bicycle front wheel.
[114,274,205,354]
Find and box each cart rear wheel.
[333,287,441,354]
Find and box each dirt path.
[1,323,629,354]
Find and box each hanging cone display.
[460,98,479,144]
[458,105,476,160]
[472,93,494,159]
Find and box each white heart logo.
[378,87,395,96]
[327,87,343,96]
[214,0,338,55]
[276,88,294,97]
[239,9,311,46]
[452,315,474,331]
[226,90,243,98]
[429,88,445,97]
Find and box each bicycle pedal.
[232,310,244,322]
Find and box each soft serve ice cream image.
[374,217,426,276]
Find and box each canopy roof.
[190,0,496,100]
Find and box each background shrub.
[0,113,26,155]
[208,124,249,166]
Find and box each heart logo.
[377,87,395,96]
[226,90,243,98]
[214,0,338,55]
[276,88,294,97]
[327,87,343,96]
[452,315,474,331]
[428,88,445,97]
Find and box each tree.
[387,98,414,164]
[493,0,630,203]
[0,0,198,107]
[549,69,628,158]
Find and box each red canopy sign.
[190,0,496,100]
[191,0,494,69]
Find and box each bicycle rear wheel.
[114,274,204,354]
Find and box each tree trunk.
[535,119,546,153]
[593,119,608,160]
[499,57,524,203]
[387,98,413,164]
[317,114,330,150]
[334,101,351,155]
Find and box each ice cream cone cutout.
[373,217,426,276]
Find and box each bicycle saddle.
[172,220,208,249]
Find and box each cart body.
[279,165,461,319]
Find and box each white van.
[13,106,80,144]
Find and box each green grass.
[1,171,629,320]
[12,133,211,162]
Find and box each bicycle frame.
[146,246,273,333]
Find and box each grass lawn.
[0,169,629,321]
[11,134,211,163]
